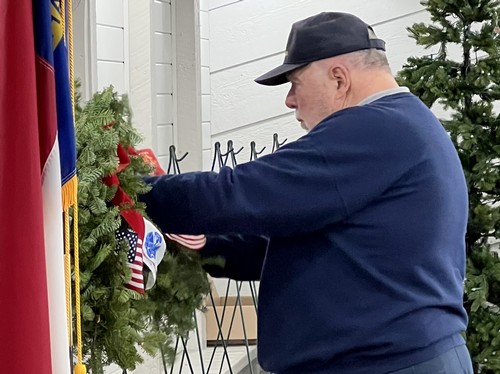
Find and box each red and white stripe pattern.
[116,227,145,293]
[128,237,144,293]
[166,233,207,250]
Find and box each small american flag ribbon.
[127,237,144,293]
[165,233,206,250]
[116,226,145,294]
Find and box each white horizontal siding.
[201,66,211,94]
[152,0,173,164]
[157,124,174,155]
[152,0,172,33]
[200,9,210,39]
[96,61,125,92]
[211,55,292,135]
[154,33,173,64]
[96,26,124,61]
[210,0,243,10]
[155,63,173,94]
[156,94,174,124]
[201,2,212,170]
[209,0,425,72]
[96,0,124,27]
[95,0,127,94]
[128,0,153,149]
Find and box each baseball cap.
[255,12,386,86]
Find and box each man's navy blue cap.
[255,12,386,86]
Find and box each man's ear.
[329,65,350,97]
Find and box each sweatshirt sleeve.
[139,134,346,237]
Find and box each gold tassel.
[74,363,87,374]
[61,175,78,211]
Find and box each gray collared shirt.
[357,87,410,106]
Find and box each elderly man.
[140,12,473,374]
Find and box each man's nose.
[285,90,296,109]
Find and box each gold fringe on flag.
[62,175,77,210]
[61,0,86,372]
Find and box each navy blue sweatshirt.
[140,92,468,374]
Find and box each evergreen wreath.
[73,86,210,373]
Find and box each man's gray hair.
[346,49,392,72]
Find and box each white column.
[172,0,203,172]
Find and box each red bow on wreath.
[103,144,146,294]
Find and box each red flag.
[0,1,53,373]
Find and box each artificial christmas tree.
[74,87,210,373]
[397,1,500,372]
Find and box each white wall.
[128,1,154,151]
[201,0,213,170]
[152,0,174,169]
[207,0,430,162]
[95,0,129,94]
[73,0,97,101]
[128,0,174,169]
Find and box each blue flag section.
[51,0,77,209]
